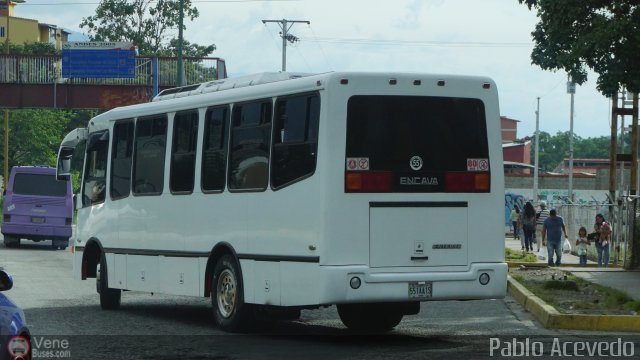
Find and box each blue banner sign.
[62,42,136,78]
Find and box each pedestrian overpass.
[0,54,227,109]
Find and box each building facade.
[1,1,69,50]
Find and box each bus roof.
[10,166,56,175]
[86,71,497,132]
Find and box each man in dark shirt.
[541,209,568,266]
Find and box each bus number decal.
[346,157,369,171]
[467,158,489,171]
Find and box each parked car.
[0,269,30,360]
[2,166,73,250]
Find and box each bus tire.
[52,238,68,250]
[97,253,121,310]
[211,254,252,332]
[3,236,20,248]
[337,303,404,332]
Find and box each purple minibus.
[2,166,73,250]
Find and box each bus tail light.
[445,172,490,192]
[345,171,392,192]
[3,214,9,223]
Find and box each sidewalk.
[505,237,640,301]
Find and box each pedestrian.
[541,209,568,266]
[535,201,550,251]
[520,202,536,252]
[510,205,521,242]
[575,226,590,267]
[593,213,611,267]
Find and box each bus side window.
[110,120,134,200]
[271,93,320,189]
[170,110,199,194]
[82,131,109,207]
[133,115,167,195]
[228,100,272,191]
[201,106,229,192]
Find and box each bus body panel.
[1,166,73,243]
[66,71,506,309]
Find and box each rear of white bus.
[318,73,507,327]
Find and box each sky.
[14,0,618,139]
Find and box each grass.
[513,270,640,314]
[505,248,537,262]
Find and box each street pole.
[4,0,11,191]
[567,79,575,203]
[176,0,184,86]
[533,97,540,204]
[631,93,640,268]
[262,19,310,71]
[567,79,575,239]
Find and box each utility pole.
[567,79,576,239]
[3,0,25,190]
[262,19,310,71]
[567,79,575,204]
[614,91,640,269]
[4,0,16,191]
[533,97,540,204]
[630,93,639,269]
[176,0,184,86]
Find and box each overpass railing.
[0,55,226,86]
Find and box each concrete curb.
[507,275,640,332]
[507,262,619,269]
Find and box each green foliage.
[0,109,79,176]
[505,248,537,262]
[528,131,611,171]
[80,0,216,57]
[160,38,217,58]
[519,0,640,96]
[7,42,59,55]
[5,41,54,55]
[71,170,82,194]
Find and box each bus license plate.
[408,282,432,299]
[31,217,45,223]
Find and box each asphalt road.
[1,240,638,360]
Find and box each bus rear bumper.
[319,262,508,304]
[1,223,72,240]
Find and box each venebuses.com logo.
[7,335,30,359]
[6,335,72,359]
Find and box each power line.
[303,37,533,48]
[20,0,299,5]
[308,25,332,71]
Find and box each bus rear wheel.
[97,253,121,310]
[211,254,252,332]
[51,238,68,250]
[3,236,20,248]
[337,303,404,332]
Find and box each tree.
[0,109,75,176]
[518,0,640,96]
[80,0,216,57]
[528,131,612,171]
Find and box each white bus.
[57,71,507,332]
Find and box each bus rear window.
[13,173,67,197]
[345,96,489,193]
